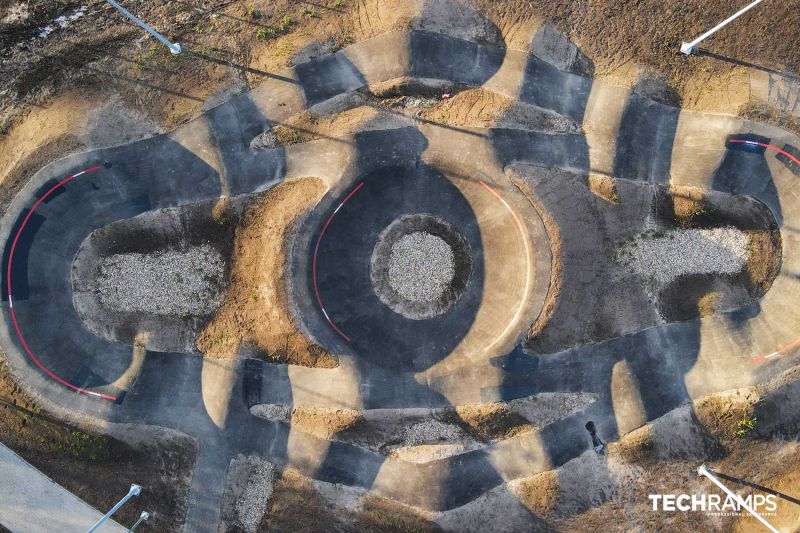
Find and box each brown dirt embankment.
[197,178,337,368]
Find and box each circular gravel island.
[388,232,455,302]
[371,214,472,320]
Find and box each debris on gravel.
[97,244,225,317]
[398,95,439,109]
[388,232,455,302]
[385,419,483,463]
[616,227,748,285]
[250,130,278,150]
[250,404,291,423]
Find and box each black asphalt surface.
[307,163,484,372]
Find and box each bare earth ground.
[2,1,800,531]
[0,359,196,532]
[196,177,337,367]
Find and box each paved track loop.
[5,166,116,401]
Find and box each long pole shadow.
[706,468,800,507]
[186,50,300,85]
[81,64,204,101]
[695,49,799,80]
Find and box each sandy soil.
[197,178,337,367]
[0,358,195,532]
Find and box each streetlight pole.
[87,484,142,533]
[104,0,181,55]
[697,465,778,533]
[128,511,150,532]
[680,0,766,55]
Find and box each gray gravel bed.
[617,227,748,285]
[234,458,275,533]
[96,244,225,316]
[388,232,455,302]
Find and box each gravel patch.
[399,95,440,108]
[250,130,278,150]
[386,419,483,464]
[234,458,275,533]
[96,244,225,316]
[388,232,455,302]
[617,227,748,284]
[250,404,291,422]
[402,419,468,446]
[507,393,598,428]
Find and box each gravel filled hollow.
[370,214,473,320]
[96,244,225,316]
[617,226,748,284]
[387,232,455,302]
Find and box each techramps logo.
[648,492,778,517]
[648,465,782,533]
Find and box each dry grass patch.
[669,189,710,229]
[452,403,533,441]
[586,174,619,204]
[0,359,195,532]
[509,470,560,518]
[695,390,761,440]
[745,229,782,295]
[613,424,657,464]
[259,468,439,532]
[740,100,800,137]
[695,291,723,317]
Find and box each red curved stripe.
[312,182,364,342]
[728,138,800,165]
[6,166,116,401]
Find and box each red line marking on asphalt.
[312,181,364,342]
[728,139,800,166]
[728,139,800,365]
[6,165,116,401]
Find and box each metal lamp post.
[697,465,778,533]
[105,0,181,55]
[87,484,142,533]
[128,511,150,532]
[680,0,766,55]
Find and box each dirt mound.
[197,178,337,367]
